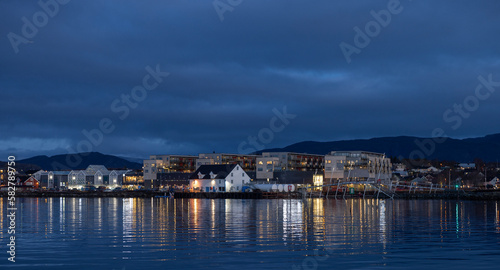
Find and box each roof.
[189,164,238,179]
[85,165,109,174]
[110,169,132,174]
[52,171,72,175]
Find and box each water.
[1,198,500,269]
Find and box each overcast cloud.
[1,0,500,159]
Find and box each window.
[242,173,244,177]
[266,161,273,165]
[236,166,239,170]
[258,168,263,171]
[219,180,222,184]
[258,161,263,165]
[231,173,233,177]
[231,180,233,184]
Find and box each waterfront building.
[33,170,55,188]
[196,153,257,171]
[24,176,40,189]
[255,152,324,184]
[68,170,86,187]
[324,151,392,184]
[85,165,109,186]
[189,164,251,192]
[143,155,197,187]
[32,165,131,189]
[122,170,144,188]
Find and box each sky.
[1,0,500,160]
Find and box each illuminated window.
[258,161,263,165]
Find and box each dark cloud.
[1,0,500,159]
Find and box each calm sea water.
[1,197,500,269]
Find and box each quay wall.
[1,190,500,200]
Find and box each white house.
[33,170,54,188]
[68,170,86,188]
[109,170,130,186]
[85,165,109,186]
[189,164,250,192]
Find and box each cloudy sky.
[1,0,500,160]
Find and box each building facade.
[189,164,251,192]
[196,153,257,171]
[256,152,324,181]
[33,165,130,189]
[324,151,392,183]
[143,155,197,186]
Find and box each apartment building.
[256,152,324,181]
[324,151,391,183]
[196,153,257,171]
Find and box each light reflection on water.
[1,198,500,269]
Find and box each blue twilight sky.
[1,0,500,160]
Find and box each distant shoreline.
[2,190,500,200]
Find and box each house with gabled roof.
[189,164,250,192]
[109,169,131,186]
[24,176,39,189]
[68,170,86,187]
[33,170,54,188]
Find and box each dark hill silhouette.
[259,134,500,162]
[18,152,142,170]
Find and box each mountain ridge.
[17,152,142,171]
[259,133,500,162]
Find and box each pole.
[485,166,487,187]
[448,169,451,191]
[327,166,334,199]
[335,180,340,199]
